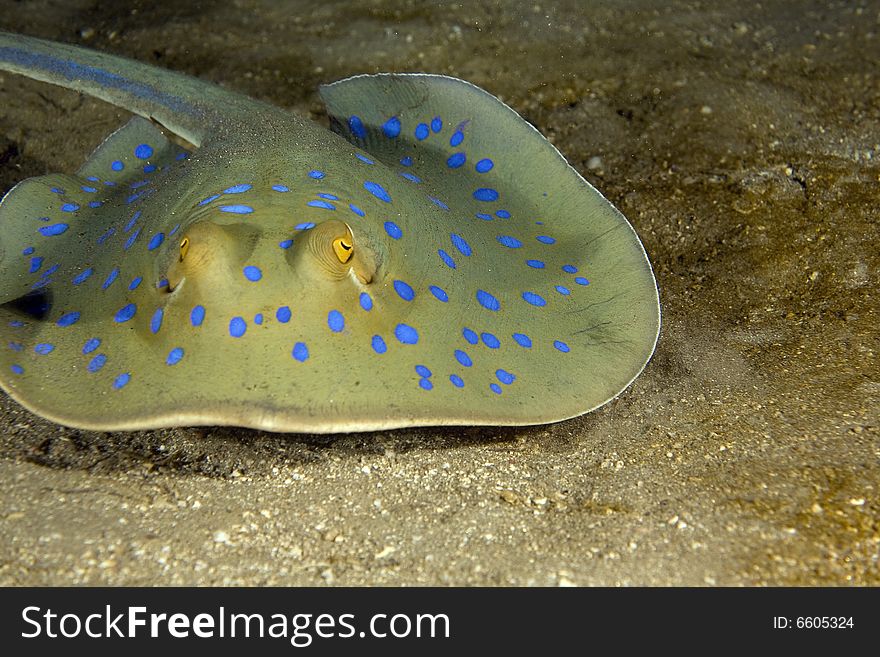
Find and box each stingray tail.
[0,31,260,145]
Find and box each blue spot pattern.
[243,265,262,282]
[429,285,448,302]
[219,205,254,214]
[88,354,107,372]
[395,323,419,345]
[455,350,472,367]
[473,188,499,202]
[148,232,164,251]
[481,332,500,349]
[475,158,494,173]
[82,338,100,354]
[513,333,532,348]
[113,373,131,389]
[450,374,465,388]
[34,343,54,355]
[522,292,547,307]
[166,347,184,365]
[349,115,366,138]
[57,311,80,327]
[462,328,478,344]
[150,308,163,334]
[134,143,153,159]
[393,280,415,301]
[115,304,136,322]
[328,310,344,333]
[364,181,391,203]
[292,342,309,362]
[359,293,373,311]
[191,305,206,327]
[371,335,387,354]
[384,221,402,239]
[276,306,291,323]
[39,223,68,236]
[229,317,247,337]
[476,290,500,311]
[438,249,456,269]
[451,233,472,256]
[383,116,401,138]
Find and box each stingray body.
[0,32,659,432]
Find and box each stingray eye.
[179,237,190,262]
[332,237,353,264]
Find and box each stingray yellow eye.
[179,237,190,262]
[332,237,353,264]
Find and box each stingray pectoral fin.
[0,116,187,304]
[0,31,269,145]
[321,74,660,417]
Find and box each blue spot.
[148,232,165,251]
[22,246,34,255]
[349,203,365,217]
[555,285,571,296]
[60,203,79,213]
[131,180,150,190]
[73,268,94,285]
[554,340,571,353]
[318,193,340,201]
[359,293,373,311]
[364,181,392,203]
[384,221,402,239]
[490,383,502,395]
[134,143,153,159]
[400,156,413,167]
[51,187,64,194]
[81,185,97,193]
[429,196,449,210]
[89,201,103,208]
[8,342,22,351]
[272,185,290,192]
[10,364,23,375]
[526,259,545,269]
[82,338,101,354]
[111,160,124,171]
[129,276,143,290]
[400,172,421,183]
[371,335,387,354]
[454,349,472,367]
[97,228,115,245]
[463,328,478,344]
[419,378,433,391]
[229,317,247,338]
[393,280,415,301]
[157,279,169,289]
[57,311,80,327]
[481,332,500,349]
[88,354,107,372]
[143,165,156,174]
[496,369,516,385]
[431,116,442,132]
[497,235,522,248]
[279,239,293,249]
[191,305,206,327]
[124,212,140,232]
[243,265,262,282]
[292,342,309,362]
[112,373,131,389]
[522,292,547,307]
[475,158,494,173]
[86,176,99,182]
[9,321,24,328]
[476,289,500,311]
[307,199,336,210]
[451,233,472,256]
[429,285,448,302]
[496,210,511,218]
[328,310,344,333]
[124,228,141,250]
[537,235,556,244]
[295,222,315,230]
[562,264,578,273]
[219,204,254,214]
[355,153,374,165]
[276,306,291,323]
[513,333,532,348]
[150,308,164,334]
[438,249,456,269]
[29,256,43,273]
[39,223,68,236]
[575,277,590,286]
[415,123,429,140]
[450,130,464,146]
[308,170,326,179]
[394,323,419,345]
[223,183,252,194]
[34,343,54,355]
[115,304,136,323]
[166,347,184,365]
[450,374,464,388]
[476,213,493,221]
[349,115,366,138]
[383,116,401,138]
[176,152,188,161]
[447,152,466,168]
[415,365,432,378]
[473,188,499,202]
[102,268,119,290]
[199,194,220,206]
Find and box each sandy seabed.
[0,0,877,585]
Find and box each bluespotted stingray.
[0,32,659,432]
